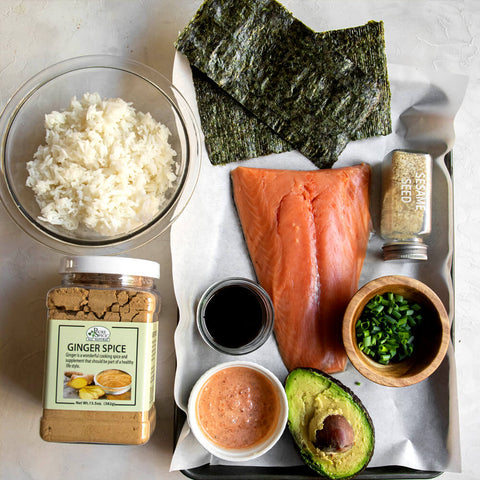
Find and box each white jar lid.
[60,256,160,279]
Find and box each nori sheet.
[176,0,387,168]
[192,68,291,165]
[319,20,391,140]
[190,20,390,164]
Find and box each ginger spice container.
[40,256,160,444]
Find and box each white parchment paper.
[169,51,467,473]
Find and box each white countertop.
[0,1,479,479]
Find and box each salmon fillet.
[231,165,371,373]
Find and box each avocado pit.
[314,414,355,453]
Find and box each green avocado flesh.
[285,368,374,479]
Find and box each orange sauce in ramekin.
[196,366,280,449]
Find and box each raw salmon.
[231,165,371,373]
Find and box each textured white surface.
[0,1,479,479]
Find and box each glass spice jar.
[380,150,433,261]
[40,255,160,444]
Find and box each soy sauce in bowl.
[197,278,274,355]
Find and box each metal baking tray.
[173,152,454,480]
[173,407,442,479]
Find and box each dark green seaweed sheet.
[190,20,390,165]
[176,0,382,169]
[192,68,291,165]
[319,21,391,140]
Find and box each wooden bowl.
[342,275,450,387]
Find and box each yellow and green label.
[43,319,158,412]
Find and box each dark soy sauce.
[204,285,264,349]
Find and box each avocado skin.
[285,367,375,480]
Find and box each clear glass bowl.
[0,55,201,255]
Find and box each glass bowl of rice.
[0,55,201,254]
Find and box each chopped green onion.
[355,292,423,364]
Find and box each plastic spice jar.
[380,150,433,261]
[40,256,160,444]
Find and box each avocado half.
[285,368,374,479]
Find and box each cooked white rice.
[26,92,177,235]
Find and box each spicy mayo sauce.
[196,366,280,449]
